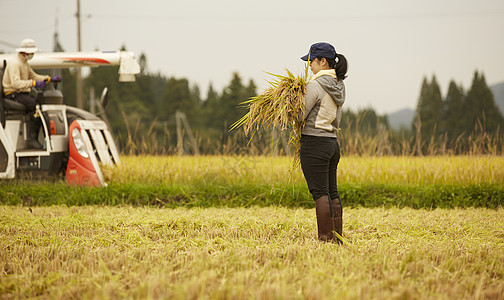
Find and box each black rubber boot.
[332,197,343,244]
[315,195,335,242]
[27,115,43,149]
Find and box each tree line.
[60,53,257,154]
[58,51,502,155]
[414,71,503,154]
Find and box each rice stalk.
[230,64,310,169]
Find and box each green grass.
[1,205,503,299]
[1,181,503,209]
[1,155,503,208]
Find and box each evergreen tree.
[199,73,257,153]
[158,77,201,149]
[133,53,158,117]
[198,83,222,152]
[206,83,219,103]
[148,72,169,116]
[414,75,445,143]
[445,80,465,141]
[245,79,257,102]
[464,71,503,133]
[189,84,203,129]
[60,68,77,107]
[159,77,197,121]
[84,64,121,128]
[218,73,249,130]
[84,51,149,150]
[413,77,428,134]
[202,83,220,128]
[205,72,255,132]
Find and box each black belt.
[5,92,29,100]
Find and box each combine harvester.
[0,50,141,186]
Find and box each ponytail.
[323,54,348,81]
[334,54,348,80]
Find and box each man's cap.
[300,42,337,61]
[16,39,39,54]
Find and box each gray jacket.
[301,71,345,137]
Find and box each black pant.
[300,134,341,201]
[8,92,36,111]
[7,92,41,141]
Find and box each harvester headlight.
[72,128,89,158]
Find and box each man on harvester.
[2,39,61,149]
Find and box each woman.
[299,42,348,242]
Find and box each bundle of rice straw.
[230,65,309,168]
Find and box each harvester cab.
[0,51,141,186]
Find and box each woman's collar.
[309,69,337,82]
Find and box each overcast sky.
[1,0,503,114]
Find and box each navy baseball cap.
[300,42,337,61]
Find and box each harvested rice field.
[1,205,503,299]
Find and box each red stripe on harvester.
[52,57,111,64]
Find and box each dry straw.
[231,64,310,167]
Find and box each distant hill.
[386,82,504,131]
[387,108,415,130]
[490,82,504,116]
